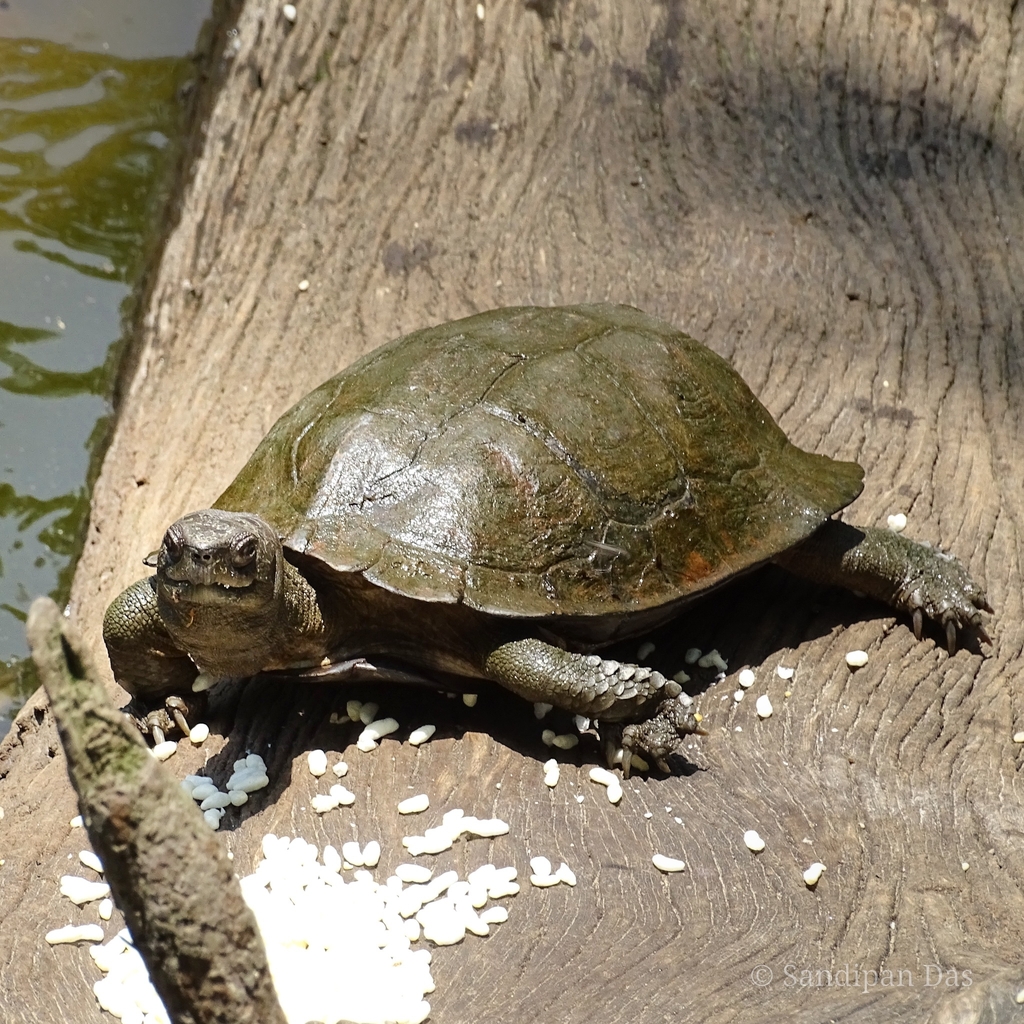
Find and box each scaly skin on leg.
[102,577,205,738]
[774,521,992,653]
[485,638,704,772]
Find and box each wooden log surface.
[3,0,1024,1020]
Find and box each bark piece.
[26,597,285,1024]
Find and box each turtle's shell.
[216,305,863,619]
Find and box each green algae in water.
[0,38,197,734]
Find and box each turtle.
[103,304,991,774]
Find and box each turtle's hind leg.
[774,520,992,653]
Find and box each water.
[0,0,212,735]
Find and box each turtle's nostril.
[198,552,213,563]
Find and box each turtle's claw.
[913,607,924,642]
[166,695,192,737]
[945,618,958,656]
[898,546,992,655]
[124,693,206,745]
[619,694,704,776]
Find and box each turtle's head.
[146,510,327,681]
[151,510,283,609]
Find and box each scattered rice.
[887,513,907,533]
[79,850,103,874]
[358,703,380,726]
[188,723,210,745]
[358,718,399,752]
[398,795,430,815]
[46,924,105,945]
[60,875,111,905]
[845,650,869,668]
[697,649,727,671]
[738,669,755,688]
[652,854,686,873]
[743,830,765,852]
[408,725,436,747]
[803,862,826,887]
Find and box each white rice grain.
[408,725,435,746]
[698,649,728,671]
[738,668,756,688]
[652,854,686,873]
[395,864,433,884]
[887,513,907,533]
[755,695,773,719]
[311,794,339,815]
[743,829,766,852]
[188,723,210,744]
[79,850,103,874]
[804,862,826,887]
[529,873,560,888]
[398,794,430,815]
[46,924,105,945]
[60,875,111,905]
[845,650,869,668]
[200,792,232,811]
[307,750,328,777]
[342,841,364,867]
[529,856,552,877]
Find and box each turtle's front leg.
[484,638,704,774]
[103,577,204,740]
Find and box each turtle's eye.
[232,536,258,568]
[163,529,184,564]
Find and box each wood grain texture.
[3,0,1024,1020]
